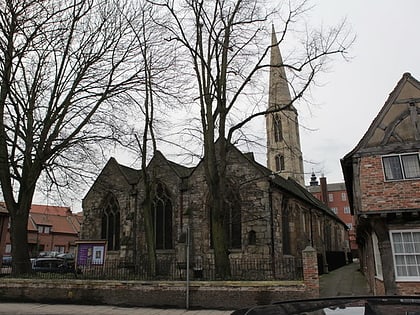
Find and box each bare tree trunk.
[9,210,32,275]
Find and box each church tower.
[266,26,305,186]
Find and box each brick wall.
[302,246,319,297]
[360,156,420,211]
[396,282,420,295]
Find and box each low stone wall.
[0,279,308,310]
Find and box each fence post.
[302,246,319,298]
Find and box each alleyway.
[320,260,371,297]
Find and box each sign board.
[75,240,106,266]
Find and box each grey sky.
[34,0,420,210]
[300,0,420,184]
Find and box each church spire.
[268,24,293,108]
[266,25,305,186]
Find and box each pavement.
[0,261,370,314]
[0,303,234,315]
[319,260,371,297]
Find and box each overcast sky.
[299,0,420,184]
[36,0,420,210]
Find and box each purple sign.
[76,241,106,266]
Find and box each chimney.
[320,176,328,206]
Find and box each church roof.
[241,146,347,227]
[117,163,141,184]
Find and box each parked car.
[32,257,78,274]
[2,256,12,267]
[56,253,75,260]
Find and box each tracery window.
[101,194,120,251]
[153,182,173,250]
[273,114,283,142]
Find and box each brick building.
[2,204,82,258]
[342,73,420,295]
[307,174,357,258]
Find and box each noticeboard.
[75,240,106,266]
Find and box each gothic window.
[273,114,282,142]
[209,181,242,249]
[101,194,120,251]
[153,182,173,250]
[275,154,285,172]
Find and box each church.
[81,29,349,280]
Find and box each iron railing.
[0,256,303,281]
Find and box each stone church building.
[81,29,348,279]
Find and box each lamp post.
[184,224,190,310]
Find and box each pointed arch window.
[209,181,242,249]
[101,194,120,251]
[153,182,173,250]
[275,154,285,172]
[273,114,283,142]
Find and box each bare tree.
[0,0,146,274]
[152,0,354,278]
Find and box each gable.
[356,73,420,154]
[83,157,139,202]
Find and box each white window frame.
[382,153,420,181]
[341,192,347,201]
[331,207,338,214]
[390,229,420,281]
[372,232,383,280]
[344,206,351,214]
[328,193,334,202]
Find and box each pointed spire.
[268,25,292,109]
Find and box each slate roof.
[307,182,346,193]
[240,146,347,227]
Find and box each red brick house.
[341,72,420,295]
[2,204,82,258]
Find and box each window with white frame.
[328,193,334,202]
[331,207,338,214]
[341,192,347,201]
[344,206,351,214]
[372,233,383,279]
[382,153,420,181]
[390,230,420,280]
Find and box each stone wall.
[0,279,308,310]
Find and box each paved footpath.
[319,260,371,297]
[0,303,234,315]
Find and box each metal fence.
[1,256,303,281]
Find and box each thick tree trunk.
[10,210,32,275]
